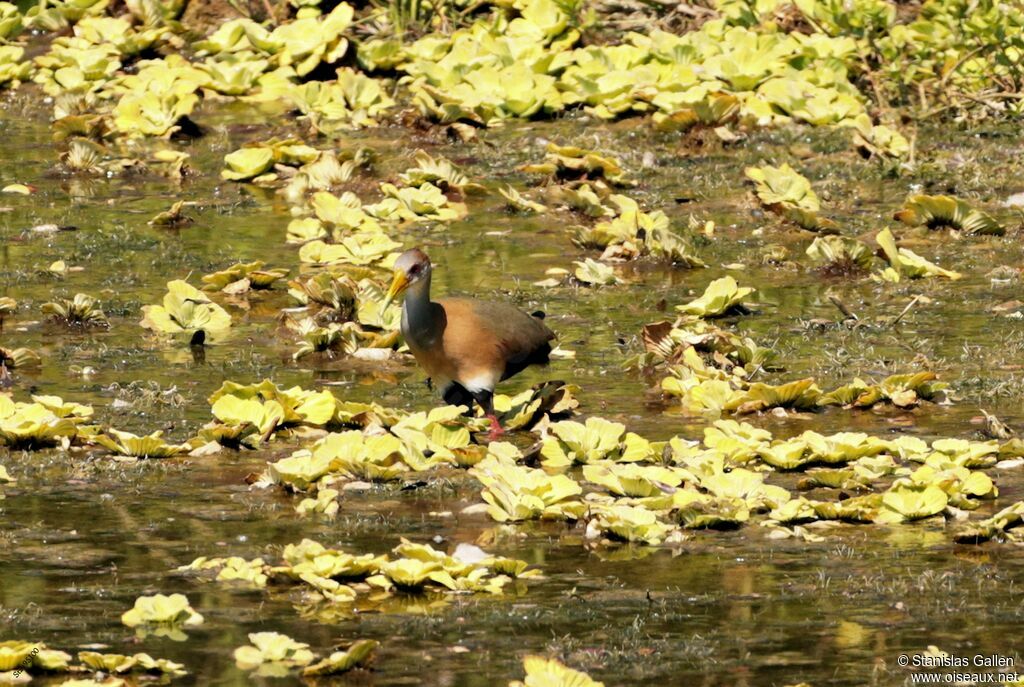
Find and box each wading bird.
[382,248,555,439]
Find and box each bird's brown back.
[430,297,554,387]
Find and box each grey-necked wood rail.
[381,248,555,439]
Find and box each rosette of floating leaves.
[298,235,403,268]
[510,656,603,687]
[198,379,336,448]
[287,272,358,318]
[894,194,1004,236]
[574,194,705,266]
[42,293,109,328]
[93,429,190,460]
[0,394,92,448]
[177,555,270,587]
[77,651,187,678]
[32,33,123,98]
[302,640,379,676]
[233,632,316,677]
[903,459,997,510]
[0,641,72,675]
[266,430,415,489]
[0,46,31,89]
[363,181,469,225]
[469,447,586,522]
[818,372,948,409]
[281,148,369,203]
[366,538,539,595]
[399,150,485,196]
[0,2,22,41]
[389,405,488,468]
[287,68,395,131]
[851,114,910,160]
[139,279,232,340]
[201,3,354,77]
[500,185,548,214]
[955,502,1024,544]
[521,143,631,186]
[584,503,677,545]
[105,56,206,138]
[400,0,573,126]
[873,228,962,282]
[120,593,203,641]
[805,235,876,274]
[201,261,289,293]
[197,52,271,97]
[539,417,654,469]
[677,276,756,318]
[754,431,889,470]
[0,346,41,370]
[744,163,837,232]
[221,137,320,184]
[485,382,580,432]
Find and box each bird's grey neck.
[401,273,437,345]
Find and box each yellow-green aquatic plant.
[805,235,875,273]
[874,228,962,282]
[509,655,604,687]
[0,395,81,448]
[894,194,1004,236]
[120,593,203,634]
[94,429,190,459]
[540,417,627,467]
[677,276,755,318]
[42,293,109,327]
[586,504,675,544]
[0,346,41,369]
[201,261,289,291]
[471,452,584,522]
[302,640,378,676]
[233,633,316,672]
[140,280,232,336]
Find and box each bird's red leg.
[472,388,505,441]
[486,414,506,441]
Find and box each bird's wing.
[437,298,555,387]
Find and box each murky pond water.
[3,95,1024,687]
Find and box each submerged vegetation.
[2,0,1024,684]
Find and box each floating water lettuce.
[0,346,41,369]
[42,293,109,327]
[572,258,617,286]
[540,417,627,468]
[121,593,203,638]
[851,114,909,159]
[298,235,401,267]
[874,228,962,282]
[471,451,584,522]
[894,194,1004,236]
[509,655,604,687]
[819,372,947,408]
[140,280,232,336]
[398,150,482,194]
[745,163,835,231]
[302,640,378,676]
[805,235,874,273]
[0,395,81,448]
[500,185,547,213]
[94,429,190,459]
[677,276,755,318]
[586,504,675,544]
[201,261,289,292]
[522,143,628,185]
[233,632,315,672]
[875,483,948,523]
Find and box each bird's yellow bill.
[380,270,409,312]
